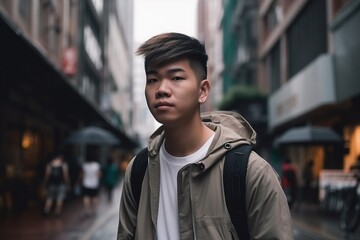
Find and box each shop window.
[5,129,39,176]
[5,129,41,211]
[19,130,40,167]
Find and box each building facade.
[220,0,269,159]
[222,0,259,92]
[103,0,134,134]
[259,0,360,189]
[197,0,224,111]
[0,0,135,214]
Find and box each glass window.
[287,0,327,79]
[265,41,280,93]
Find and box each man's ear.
[199,79,210,104]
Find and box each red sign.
[62,47,77,76]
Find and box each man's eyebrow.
[146,70,158,75]
[146,67,186,75]
[167,68,185,74]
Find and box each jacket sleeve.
[246,152,294,240]
[117,157,137,240]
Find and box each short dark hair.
[136,32,208,80]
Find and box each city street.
[1,183,359,240]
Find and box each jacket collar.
[147,111,257,173]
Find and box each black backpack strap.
[223,144,253,239]
[130,148,149,208]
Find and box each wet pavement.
[291,202,360,240]
[0,185,123,240]
[1,184,359,240]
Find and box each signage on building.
[268,54,336,130]
[62,47,77,76]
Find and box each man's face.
[145,58,208,126]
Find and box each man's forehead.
[146,58,191,74]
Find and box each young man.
[118,33,293,240]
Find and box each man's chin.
[154,116,178,127]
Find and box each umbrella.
[275,125,343,146]
[66,126,121,145]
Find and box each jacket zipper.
[178,163,198,240]
[188,165,197,240]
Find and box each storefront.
[268,1,360,204]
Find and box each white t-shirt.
[156,134,215,240]
[82,161,101,189]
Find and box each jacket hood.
[201,111,256,146]
[147,111,257,172]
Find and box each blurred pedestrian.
[104,157,119,203]
[281,158,298,209]
[78,152,102,216]
[42,152,70,217]
[302,159,314,202]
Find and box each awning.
[274,125,343,146]
[0,12,138,149]
[66,126,121,146]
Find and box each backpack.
[48,164,65,185]
[131,144,253,239]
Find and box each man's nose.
[155,80,171,98]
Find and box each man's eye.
[147,79,157,84]
[173,76,183,81]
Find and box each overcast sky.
[134,0,198,43]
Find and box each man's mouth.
[155,102,173,109]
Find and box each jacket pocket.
[195,217,236,240]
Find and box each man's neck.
[163,117,214,157]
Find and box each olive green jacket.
[118,111,294,240]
